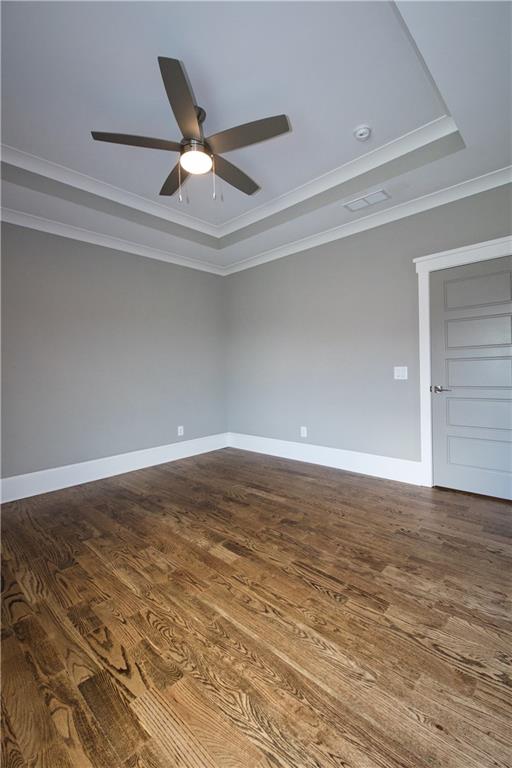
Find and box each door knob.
[430,385,452,393]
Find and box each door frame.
[414,235,512,486]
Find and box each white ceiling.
[1,1,511,272]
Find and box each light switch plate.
[394,366,408,380]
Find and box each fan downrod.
[195,106,206,124]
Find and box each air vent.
[344,189,390,212]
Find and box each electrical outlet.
[177,425,184,437]
[300,426,308,439]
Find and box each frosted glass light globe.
[180,147,213,175]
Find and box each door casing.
[414,235,512,487]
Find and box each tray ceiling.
[1,1,511,272]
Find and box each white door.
[430,256,512,499]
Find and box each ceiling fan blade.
[159,163,189,196]
[158,57,201,140]
[207,115,290,155]
[214,155,259,195]
[91,132,181,152]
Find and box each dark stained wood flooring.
[1,448,511,768]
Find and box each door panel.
[446,315,511,348]
[448,398,512,430]
[448,436,511,473]
[431,256,512,499]
[444,270,512,309]
[446,357,512,388]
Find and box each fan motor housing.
[180,137,209,152]
[179,138,213,168]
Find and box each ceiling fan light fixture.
[179,142,213,175]
[92,58,291,196]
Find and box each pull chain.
[178,161,183,203]
[212,156,223,202]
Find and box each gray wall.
[2,186,511,477]
[226,186,512,461]
[1,224,226,477]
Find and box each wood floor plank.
[1,697,28,768]
[42,671,121,768]
[78,670,148,762]
[2,448,511,767]
[131,687,221,768]
[12,615,65,678]
[1,632,61,766]
[1,561,34,628]
[162,676,269,768]
[123,740,173,768]
[35,602,101,687]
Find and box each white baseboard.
[227,432,429,486]
[1,431,429,503]
[1,433,230,503]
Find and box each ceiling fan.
[91,57,291,197]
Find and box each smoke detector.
[353,125,371,141]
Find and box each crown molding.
[0,208,224,275]
[1,115,457,243]
[223,166,512,275]
[1,144,219,237]
[3,166,510,276]
[216,115,458,236]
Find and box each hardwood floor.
[1,448,511,768]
